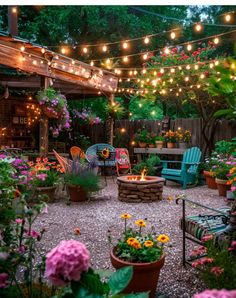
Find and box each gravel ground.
[34,178,228,298]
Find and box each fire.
[140,168,147,181]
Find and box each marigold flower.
[157,234,170,243]
[127,237,137,246]
[135,219,146,227]
[120,213,132,219]
[144,240,154,247]
[74,228,81,236]
[132,241,141,250]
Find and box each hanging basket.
[42,106,62,119]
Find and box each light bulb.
[215,60,219,66]
[123,42,128,49]
[129,71,133,76]
[187,44,192,51]
[170,68,175,73]
[143,53,148,60]
[134,70,137,75]
[144,37,150,44]
[123,56,129,63]
[195,23,202,32]
[12,7,17,13]
[61,47,66,54]
[142,69,146,74]
[102,45,107,52]
[20,45,25,52]
[214,37,219,44]
[32,60,37,65]
[160,68,164,74]
[164,47,170,54]
[185,76,189,82]
[200,73,205,79]
[106,58,111,64]
[41,48,45,54]
[170,32,176,39]
[225,14,231,22]
[83,47,88,54]
[194,64,199,70]
[186,65,191,70]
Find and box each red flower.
[211,266,224,276]
[171,47,178,53]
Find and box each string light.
[83,47,88,54]
[20,45,25,52]
[214,37,219,44]
[194,64,199,70]
[187,44,192,51]
[186,65,191,70]
[195,23,203,32]
[106,58,111,64]
[41,48,46,54]
[122,42,128,49]
[102,45,107,52]
[142,69,147,74]
[185,76,189,82]
[12,7,17,13]
[123,56,129,63]
[143,53,148,60]
[120,128,126,133]
[32,60,37,65]
[61,47,66,54]
[215,60,219,66]
[144,37,150,44]
[160,68,165,74]
[170,68,175,73]
[170,32,176,39]
[164,47,170,54]
[225,14,231,22]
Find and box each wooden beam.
[0,38,118,93]
[39,77,49,156]
[8,6,18,36]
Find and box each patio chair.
[70,146,85,160]
[86,143,116,168]
[161,147,202,189]
[115,148,132,176]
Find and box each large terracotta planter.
[110,248,165,298]
[155,141,164,149]
[67,184,88,202]
[203,171,217,189]
[215,178,231,197]
[167,142,175,149]
[138,142,147,148]
[36,186,57,203]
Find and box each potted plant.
[64,158,100,202]
[215,162,233,197]
[134,128,149,148]
[147,132,157,148]
[164,130,177,148]
[203,156,219,189]
[133,155,162,176]
[176,129,191,149]
[155,136,165,149]
[109,214,169,298]
[30,157,61,203]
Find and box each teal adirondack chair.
[161,147,202,189]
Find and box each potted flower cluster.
[146,132,157,148]
[64,157,100,202]
[203,156,219,189]
[29,157,63,203]
[214,161,233,197]
[155,136,165,149]
[134,128,149,148]
[176,129,192,149]
[109,213,169,298]
[164,130,177,148]
[37,87,71,137]
[72,108,102,125]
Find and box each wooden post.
[106,94,114,145]
[8,6,18,36]
[39,77,49,156]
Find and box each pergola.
[0,29,118,153]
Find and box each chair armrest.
[182,162,200,165]
[160,160,182,163]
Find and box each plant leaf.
[108,266,133,295]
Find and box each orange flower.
[120,213,132,219]
[144,240,154,247]
[74,228,81,235]
[127,237,137,245]
[157,234,170,243]
[135,220,146,227]
[132,241,141,250]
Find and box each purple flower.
[27,230,40,238]
[0,273,8,288]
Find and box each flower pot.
[203,171,217,189]
[178,142,188,149]
[110,248,165,298]
[67,184,88,202]
[167,142,175,149]
[215,178,231,197]
[155,141,164,149]
[149,144,155,148]
[36,186,57,203]
[138,142,147,148]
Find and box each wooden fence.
[77,118,236,159]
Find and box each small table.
[134,147,185,162]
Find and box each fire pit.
[117,170,165,203]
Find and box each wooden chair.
[70,146,85,160]
[115,148,132,176]
[161,147,202,189]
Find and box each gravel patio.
[34,179,228,298]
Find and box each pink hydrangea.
[45,240,90,286]
[194,289,236,298]
[0,273,8,288]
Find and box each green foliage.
[33,170,59,187]
[133,156,161,176]
[134,128,149,143]
[64,172,100,192]
[214,139,236,157]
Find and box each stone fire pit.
[117,175,165,203]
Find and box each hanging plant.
[37,87,71,137]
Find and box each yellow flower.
[135,220,146,227]
[144,240,154,247]
[132,241,141,250]
[127,237,137,245]
[157,234,170,243]
[120,213,132,219]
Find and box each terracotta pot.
[178,142,188,149]
[110,248,165,298]
[203,171,217,189]
[167,142,175,149]
[215,178,231,197]
[67,184,87,202]
[36,186,57,203]
[138,142,147,148]
[155,141,164,149]
[149,144,155,148]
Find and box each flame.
[140,168,147,181]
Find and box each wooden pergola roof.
[0,31,118,95]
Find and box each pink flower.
[37,173,47,181]
[0,273,8,288]
[211,266,224,276]
[45,240,90,286]
[27,230,40,239]
[15,218,23,224]
[194,289,236,298]
[201,234,213,242]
